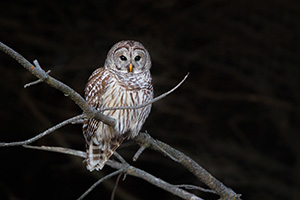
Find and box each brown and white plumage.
[83,40,153,171]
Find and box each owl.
[82,40,153,171]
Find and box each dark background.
[0,0,299,200]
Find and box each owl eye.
[120,55,127,61]
[134,55,141,61]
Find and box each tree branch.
[0,114,84,147]
[100,73,189,112]
[77,169,124,200]
[175,184,216,194]
[0,41,115,127]
[110,172,123,200]
[24,70,51,88]
[24,145,203,200]
[135,132,242,200]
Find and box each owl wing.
[83,67,123,171]
[82,67,108,145]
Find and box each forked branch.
[135,132,241,200]
[24,145,203,200]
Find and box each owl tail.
[86,136,125,171]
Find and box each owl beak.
[128,63,133,72]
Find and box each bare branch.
[153,141,181,162]
[135,132,242,200]
[113,151,127,164]
[24,145,203,200]
[111,173,123,200]
[33,59,48,79]
[24,70,51,88]
[23,145,86,158]
[0,114,84,147]
[101,73,189,112]
[176,184,216,194]
[0,41,116,127]
[126,165,203,200]
[77,169,124,200]
[133,145,147,161]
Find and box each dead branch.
[135,132,242,200]
[0,114,84,147]
[0,42,115,127]
[100,73,189,112]
[24,145,203,200]
[77,169,124,200]
[24,70,51,88]
[176,184,216,194]
[111,173,123,200]
[132,145,147,161]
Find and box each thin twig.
[113,152,127,164]
[153,141,181,162]
[33,59,48,79]
[77,169,124,200]
[23,145,86,158]
[0,114,84,147]
[24,70,51,88]
[101,73,189,112]
[176,184,217,194]
[111,173,123,200]
[133,145,147,161]
[127,166,203,200]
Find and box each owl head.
[104,40,151,74]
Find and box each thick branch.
[135,132,242,200]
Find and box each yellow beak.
[129,63,133,72]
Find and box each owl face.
[105,40,151,74]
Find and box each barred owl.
[83,40,153,171]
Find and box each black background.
[0,0,299,199]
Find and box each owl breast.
[96,70,153,140]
